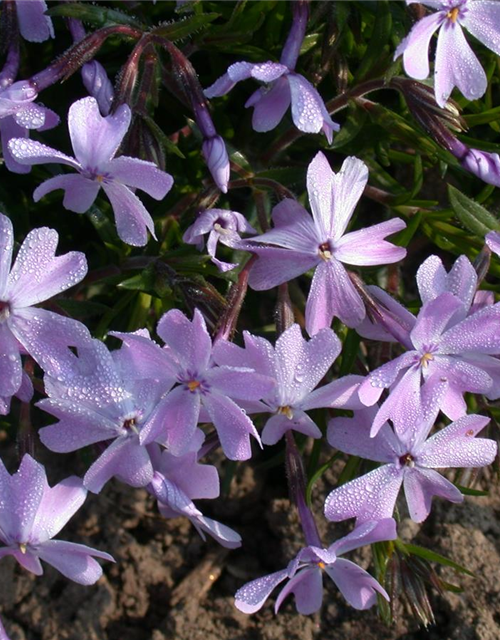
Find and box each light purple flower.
[81,61,114,116]
[395,0,500,107]
[460,148,500,187]
[325,388,497,523]
[8,97,174,246]
[0,615,9,640]
[14,0,54,42]
[213,324,363,444]
[235,519,396,614]
[183,208,256,272]
[38,339,170,494]
[148,443,242,549]
[0,454,113,584]
[0,372,33,416]
[111,309,274,460]
[201,135,230,194]
[0,80,59,173]
[0,213,90,401]
[205,3,338,141]
[358,256,500,436]
[244,152,406,335]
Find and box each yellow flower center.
[19,543,27,554]
[447,7,460,22]
[420,352,434,368]
[96,175,104,183]
[278,405,294,420]
[318,242,332,261]
[187,380,201,392]
[317,561,326,569]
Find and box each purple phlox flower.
[358,258,500,436]
[213,323,363,445]
[81,61,114,116]
[147,443,241,549]
[235,518,396,614]
[201,135,230,194]
[14,0,54,42]
[111,308,274,460]
[243,152,406,335]
[8,97,174,246]
[0,80,59,174]
[356,253,481,343]
[460,147,500,188]
[0,213,91,402]
[204,2,339,142]
[183,208,256,272]
[395,0,500,107]
[325,385,497,524]
[0,454,113,584]
[38,339,170,494]
[0,615,9,640]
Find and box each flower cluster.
[1,0,500,637]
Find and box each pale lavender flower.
[38,339,171,494]
[325,385,497,523]
[0,80,59,173]
[81,61,114,116]
[0,454,113,583]
[460,148,500,187]
[0,372,33,416]
[8,97,174,246]
[183,208,256,272]
[13,0,54,42]
[0,213,90,401]
[111,308,274,460]
[235,519,396,614]
[201,135,230,194]
[205,2,339,142]
[395,0,500,107]
[244,152,406,335]
[213,324,363,445]
[358,256,500,435]
[148,443,242,549]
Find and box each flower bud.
[202,135,230,193]
[81,60,114,116]
[461,148,500,188]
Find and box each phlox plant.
[1,1,500,638]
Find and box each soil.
[1,440,499,640]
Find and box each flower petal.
[235,569,289,614]
[331,156,369,240]
[34,174,100,213]
[418,414,497,468]
[37,539,114,585]
[395,12,444,79]
[31,476,87,543]
[250,76,291,132]
[306,151,334,239]
[324,464,403,523]
[403,467,462,522]
[68,97,130,167]
[335,218,406,266]
[275,568,323,615]
[331,518,398,556]
[108,156,173,200]
[16,0,54,42]
[462,1,500,56]
[434,22,487,107]
[7,226,87,307]
[288,74,326,134]
[0,323,23,397]
[439,302,500,354]
[0,214,13,300]
[247,246,319,290]
[306,260,365,335]
[0,117,31,174]
[8,138,80,169]
[325,558,388,610]
[101,182,155,247]
[249,199,319,252]
[156,307,212,373]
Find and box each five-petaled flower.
[395,0,500,107]
[8,97,174,246]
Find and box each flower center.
[19,542,27,554]
[399,453,415,468]
[317,561,326,569]
[278,405,294,420]
[187,380,201,393]
[318,242,332,261]
[420,352,434,368]
[0,300,10,323]
[447,7,460,22]
[121,415,140,435]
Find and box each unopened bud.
[202,135,230,194]
[81,60,114,116]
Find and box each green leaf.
[403,543,475,577]
[56,299,111,319]
[46,3,145,28]
[153,13,220,41]
[143,116,185,159]
[306,453,341,506]
[353,0,392,82]
[455,484,489,497]
[392,211,422,248]
[448,184,500,236]
[339,329,360,376]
